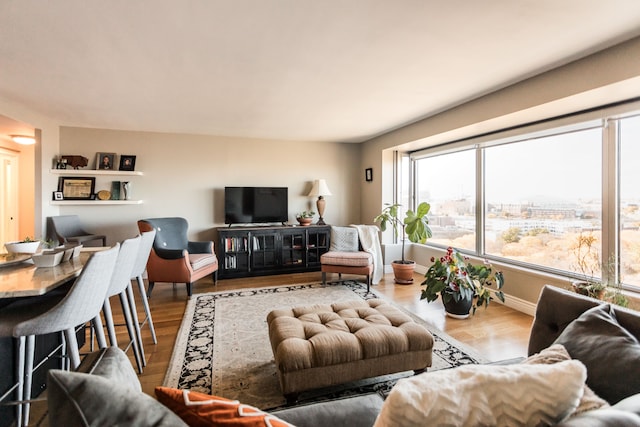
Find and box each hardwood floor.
[102,271,533,397]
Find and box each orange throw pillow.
[155,387,293,427]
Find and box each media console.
[217,225,331,279]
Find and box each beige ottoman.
[267,299,434,402]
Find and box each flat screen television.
[224,187,288,224]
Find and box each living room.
[2,2,640,426]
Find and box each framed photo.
[96,152,116,170]
[365,168,373,182]
[58,177,96,200]
[53,191,64,201]
[119,155,137,171]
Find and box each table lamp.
[307,179,332,225]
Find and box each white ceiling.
[1,1,640,143]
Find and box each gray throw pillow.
[553,304,640,404]
[330,226,359,252]
[75,346,141,392]
[47,370,187,427]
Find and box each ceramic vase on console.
[297,217,313,226]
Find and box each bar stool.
[127,230,158,367]
[101,236,144,374]
[0,244,119,427]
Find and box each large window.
[411,103,640,290]
[484,127,601,272]
[619,115,640,287]
[415,150,475,251]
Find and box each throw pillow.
[523,344,609,415]
[155,387,294,427]
[373,360,586,427]
[47,370,187,427]
[553,303,640,404]
[329,226,359,252]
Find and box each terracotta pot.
[297,217,313,226]
[391,261,415,284]
[442,291,473,319]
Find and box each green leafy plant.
[421,247,505,314]
[373,202,432,264]
[296,210,315,218]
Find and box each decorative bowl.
[31,250,64,267]
[4,241,41,254]
[61,243,83,261]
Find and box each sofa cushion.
[523,344,609,415]
[47,370,186,427]
[321,251,372,267]
[553,303,640,404]
[155,386,293,427]
[373,360,586,427]
[272,393,384,427]
[74,346,141,392]
[329,226,359,252]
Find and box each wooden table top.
[0,252,92,298]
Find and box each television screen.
[224,187,288,224]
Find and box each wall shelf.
[50,200,143,205]
[50,169,143,176]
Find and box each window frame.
[408,100,640,291]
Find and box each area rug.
[163,281,487,410]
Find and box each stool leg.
[126,283,147,365]
[64,328,81,370]
[91,315,107,349]
[102,299,118,346]
[119,292,144,374]
[22,335,36,427]
[322,272,327,285]
[15,336,25,427]
[136,276,157,344]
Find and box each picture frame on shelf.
[96,152,116,170]
[53,191,64,201]
[58,177,96,200]
[119,155,136,171]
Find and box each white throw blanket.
[351,224,383,285]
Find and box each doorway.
[0,147,19,248]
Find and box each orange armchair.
[137,217,218,297]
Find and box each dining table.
[0,248,106,299]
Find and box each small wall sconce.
[365,168,373,182]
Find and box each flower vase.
[441,291,473,319]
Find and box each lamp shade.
[307,179,332,197]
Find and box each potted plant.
[569,232,606,298]
[420,247,505,318]
[374,202,432,284]
[296,211,315,226]
[4,236,42,254]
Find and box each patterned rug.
[163,281,487,410]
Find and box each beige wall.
[57,127,362,245]
[361,36,640,304]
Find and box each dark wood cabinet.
[217,225,330,279]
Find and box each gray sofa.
[47,285,640,426]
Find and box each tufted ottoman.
[267,299,434,402]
